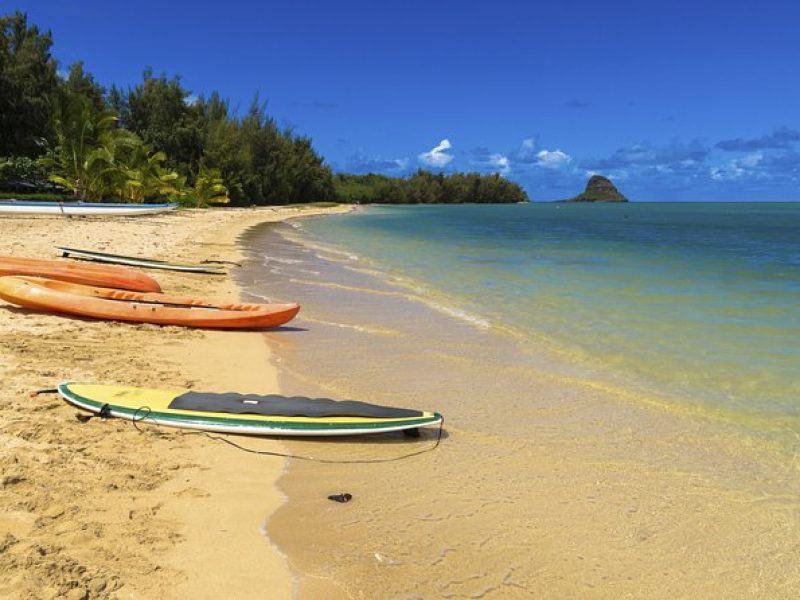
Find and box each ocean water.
[299,203,800,435]
[240,203,800,598]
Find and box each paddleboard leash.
[201,259,242,267]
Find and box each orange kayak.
[0,256,161,292]
[0,276,300,329]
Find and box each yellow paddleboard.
[58,382,443,437]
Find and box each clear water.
[299,202,800,436]
[241,203,800,598]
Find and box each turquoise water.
[299,202,800,435]
[250,203,800,598]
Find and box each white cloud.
[536,149,572,169]
[510,138,539,163]
[418,139,454,168]
[709,166,726,181]
[736,151,763,169]
[488,153,510,174]
[710,152,766,181]
[344,150,410,175]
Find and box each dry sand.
[0,205,350,599]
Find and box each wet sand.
[245,220,800,599]
[0,205,349,599]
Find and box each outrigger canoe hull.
[0,200,177,216]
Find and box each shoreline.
[248,207,800,598]
[0,205,350,598]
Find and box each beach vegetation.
[1,10,527,206]
[0,191,68,201]
[105,83,338,206]
[186,165,230,207]
[111,144,186,203]
[334,171,528,204]
[40,91,185,202]
[0,156,52,187]
[39,92,122,200]
[115,69,204,177]
[63,61,106,115]
[0,12,59,157]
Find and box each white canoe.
[0,200,177,216]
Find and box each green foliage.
[0,191,68,201]
[334,170,529,204]
[109,81,336,205]
[111,142,186,203]
[0,11,529,207]
[0,155,50,183]
[63,61,105,114]
[186,95,335,205]
[39,92,120,199]
[121,69,203,175]
[0,12,59,156]
[41,92,185,202]
[184,165,229,207]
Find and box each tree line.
[0,12,528,205]
[334,172,527,204]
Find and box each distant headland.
[562,175,628,202]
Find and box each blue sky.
[8,0,800,200]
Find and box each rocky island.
[564,175,628,202]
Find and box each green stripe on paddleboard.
[58,384,442,432]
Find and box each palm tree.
[41,93,186,203]
[189,165,229,207]
[114,142,184,203]
[40,93,120,200]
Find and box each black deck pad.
[169,392,423,419]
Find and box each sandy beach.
[0,205,349,599]
[2,204,799,599]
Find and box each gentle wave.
[262,255,305,265]
[275,225,361,262]
[287,276,492,332]
[243,290,272,303]
[287,277,410,298]
[425,301,491,330]
[298,316,402,337]
[277,230,495,332]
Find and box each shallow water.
[239,204,800,598]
